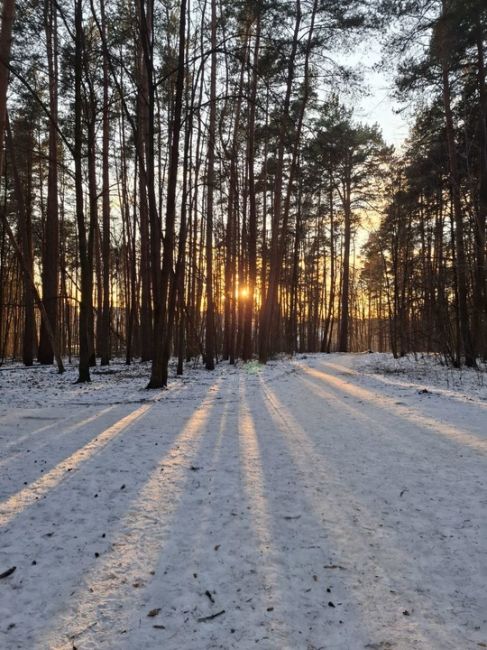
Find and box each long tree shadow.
[234,380,295,646]
[0,376,203,495]
[0,403,151,522]
[245,380,385,649]
[297,367,487,561]
[119,374,293,649]
[316,357,487,412]
[258,374,485,649]
[302,362,487,452]
[0,404,106,456]
[123,375,313,650]
[0,380,221,648]
[0,368,205,469]
[36,377,228,649]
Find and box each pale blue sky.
[340,39,410,148]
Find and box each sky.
[336,39,412,248]
[340,39,411,149]
[355,67,410,147]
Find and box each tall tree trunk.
[74,0,91,382]
[439,5,475,366]
[6,118,35,366]
[339,168,352,352]
[100,0,111,365]
[474,15,487,358]
[139,0,164,388]
[242,16,260,361]
[136,5,153,362]
[177,0,193,375]
[205,0,217,371]
[258,1,302,363]
[38,0,59,364]
[227,32,248,364]
[86,109,97,367]
[322,174,336,352]
[159,0,187,386]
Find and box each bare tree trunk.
[338,169,352,352]
[159,0,187,386]
[38,0,59,364]
[259,1,302,363]
[205,0,217,371]
[474,16,487,358]
[322,175,336,352]
[177,0,192,375]
[100,0,111,365]
[6,118,35,366]
[74,0,91,382]
[140,0,165,388]
[242,19,260,361]
[136,6,153,362]
[86,107,97,367]
[439,5,475,366]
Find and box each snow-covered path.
[0,355,486,649]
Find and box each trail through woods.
[0,355,486,649]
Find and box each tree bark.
[205,0,217,371]
[258,1,302,363]
[159,0,187,386]
[242,14,260,361]
[38,0,59,365]
[439,4,475,366]
[338,164,352,352]
[7,117,35,366]
[74,0,91,382]
[100,0,111,365]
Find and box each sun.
[239,286,250,300]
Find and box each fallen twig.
[197,610,225,623]
[0,566,16,579]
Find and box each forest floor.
[0,353,486,650]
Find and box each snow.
[0,354,486,649]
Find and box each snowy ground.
[0,353,486,649]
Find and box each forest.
[0,0,486,386]
[1,2,487,647]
